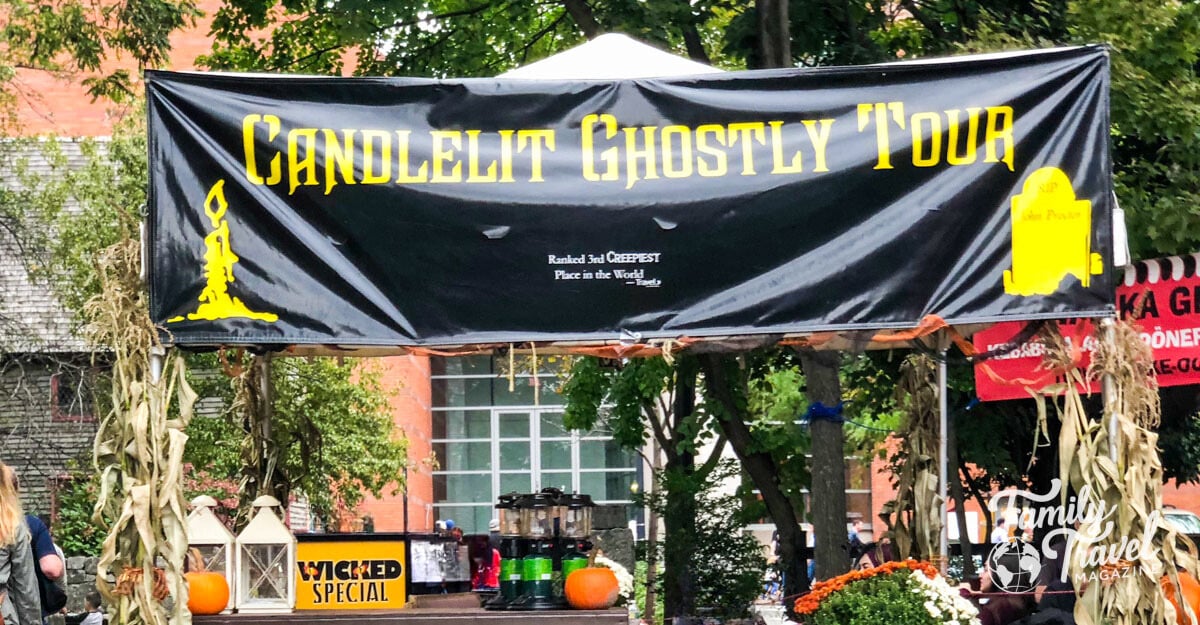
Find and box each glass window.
[540,471,573,492]
[539,412,569,437]
[431,377,493,407]
[540,440,572,470]
[847,492,872,526]
[433,505,493,535]
[431,356,493,377]
[432,410,491,440]
[432,441,492,472]
[499,442,531,470]
[579,439,635,469]
[579,471,636,502]
[433,474,493,503]
[494,377,565,406]
[846,460,872,490]
[498,413,530,438]
[499,473,531,495]
[429,356,642,536]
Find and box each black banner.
[147,45,1114,348]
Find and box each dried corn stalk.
[885,353,943,562]
[85,238,197,625]
[1044,321,1198,625]
[227,354,282,529]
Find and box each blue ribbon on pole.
[804,401,845,423]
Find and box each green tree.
[0,0,198,103]
[5,117,413,525]
[186,351,409,525]
[562,355,727,619]
[200,0,745,77]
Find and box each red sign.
[974,255,1200,401]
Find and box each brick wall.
[358,355,434,532]
[13,0,226,137]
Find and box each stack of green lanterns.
[483,488,594,611]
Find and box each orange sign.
[295,540,406,610]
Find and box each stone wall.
[42,555,102,620]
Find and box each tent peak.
[499,32,721,80]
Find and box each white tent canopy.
[499,33,721,80]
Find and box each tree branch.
[644,399,675,462]
[514,10,569,65]
[675,2,711,64]
[898,0,947,41]
[560,0,601,38]
[696,431,727,479]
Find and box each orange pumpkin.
[1161,571,1200,625]
[565,567,620,610]
[186,549,230,616]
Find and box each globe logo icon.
[988,540,1041,593]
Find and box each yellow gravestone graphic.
[167,180,278,323]
[1002,167,1104,297]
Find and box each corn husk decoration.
[85,238,197,625]
[884,353,943,562]
[1041,321,1198,625]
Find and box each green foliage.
[562,356,680,451]
[645,461,767,620]
[0,0,198,102]
[632,560,664,625]
[184,353,409,521]
[53,462,241,554]
[3,115,148,317]
[201,0,748,77]
[961,0,1200,260]
[743,359,811,499]
[805,570,949,625]
[51,465,106,557]
[841,352,903,453]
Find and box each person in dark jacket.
[1,462,42,625]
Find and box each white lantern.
[234,495,296,613]
[185,495,235,613]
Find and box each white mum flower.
[594,555,635,599]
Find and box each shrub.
[796,560,979,625]
[53,469,105,557]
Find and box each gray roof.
[0,138,101,353]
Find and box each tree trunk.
[948,412,976,579]
[800,349,848,580]
[643,436,661,622]
[561,0,601,38]
[663,356,698,619]
[680,23,711,64]
[699,354,809,599]
[755,0,790,68]
[962,462,993,546]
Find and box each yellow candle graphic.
[168,179,278,323]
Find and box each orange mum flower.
[792,559,940,616]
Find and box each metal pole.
[938,347,950,567]
[1101,318,1119,462]
[403,464,410,534]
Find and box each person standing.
[1,462,42,625]
[8,470,65,618]
[847,519,865,563]
[991,518,1009,544]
